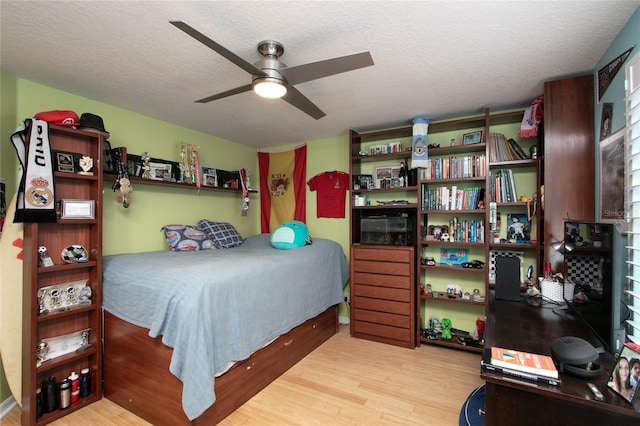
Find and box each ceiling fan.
[170,21,374,119]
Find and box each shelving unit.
[349,107,542,352]
[21,124,103,425]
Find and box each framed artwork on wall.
[599,127,626,233]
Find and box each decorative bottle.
[79,368,91,398]
[69,371,80,404]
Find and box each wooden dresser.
[350,245,417,348]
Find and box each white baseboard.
[0,395,17,419]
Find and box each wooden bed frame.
[103,305,339,425]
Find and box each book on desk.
[482,347,561,386]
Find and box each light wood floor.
[4,325,484,425]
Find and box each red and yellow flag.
[258,145,306,232]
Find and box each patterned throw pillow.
[162,225,216,251]
[197,220,244,249]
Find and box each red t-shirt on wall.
[307,171,350,218]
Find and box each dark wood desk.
[482,295,640,426]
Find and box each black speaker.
[495,255,521,301]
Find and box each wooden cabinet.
[542,74,595,271]
[350,246,416,348]
[21,124,103,425]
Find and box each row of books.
[422,186,485,211]
[419,155,486,180]
[489,169,518,203]
[482,346,561,386]
[488,133,529,162]
[447,218,484,243]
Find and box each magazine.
[490,347,558,378]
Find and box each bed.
[102,233,348,424]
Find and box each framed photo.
[506,213,530,242]
[427,224,449,241]
[148,162,172,181]
[606,342,640,404]
[599,127,626,233]
[440,248,469,265]
[353,174,373,190]
[60,199,95,219]
[374,165,402,188]
[201,167,218,187]
[463,130,483,145]
[53,151,80,173]
[103,141,115,173]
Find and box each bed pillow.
[162,225,216,251]
[270,220,312,250]
[198,220,244,249]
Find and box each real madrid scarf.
[11,118,57,223]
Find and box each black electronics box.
[361,216,414,246]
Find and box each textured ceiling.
[1,1,638,148]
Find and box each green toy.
[441,318,452,339]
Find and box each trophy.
[78,156,94,175]
[66,286,77,306]
[76,330,91,353]
[38,246,54,268]
[49,288,61,309]
[37,288,46,316]
[36,341,49,366]
[141,152,151,179]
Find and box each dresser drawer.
[353,247,412,263]
[354,284,410,302]
[352,259,411,276]
[353,271,411,289]
[353,295,409,315]
[353,308,410,328]
[353,321,412,344]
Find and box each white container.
[540,279,575,303]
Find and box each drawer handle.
[312,324,317,329]
[284,339,294,346]
[246,362,255,370]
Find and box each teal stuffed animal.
[270,221,312,250]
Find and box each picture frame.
[427,224,449,241]
[60,199,95,219]
[606,342,640,404]
[463,130,483,145]
[599,127,626,233]
[374,165,402,188]
[440,248,469,265]
[505,213,530,242]
[352,174,373,190]
[201,166,218,187]
[148,162,172,181]
[103,141,115,173]
[53,151,80,173]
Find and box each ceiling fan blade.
[282,86,326,120]
[195,84,253,103]
[280,52,374,85]
[170,21,267,77]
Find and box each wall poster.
[599,127,626,233]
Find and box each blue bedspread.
[102,234,348,420]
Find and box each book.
[490,347,558,378]
[507,138,528,159]
[481,360,562,386]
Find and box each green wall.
[0,73,350,406]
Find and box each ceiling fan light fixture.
[253,78,287,98]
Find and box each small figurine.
[78,156,93,175]
[38,246,54,267]
[141,152,151,179]
[441,318,452,340]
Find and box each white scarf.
[11,119,57,222]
